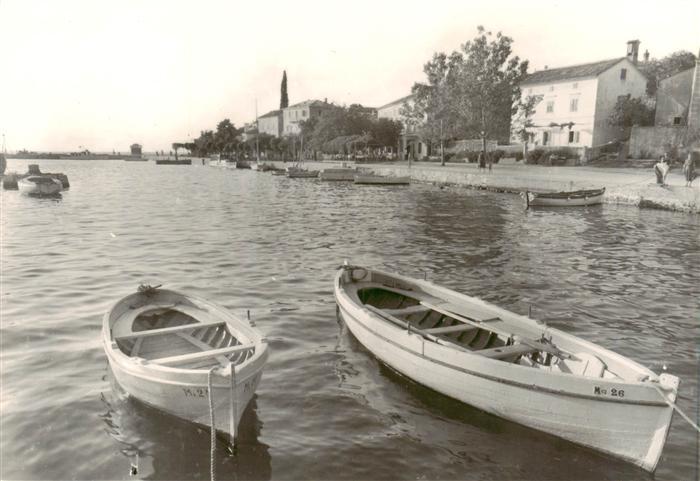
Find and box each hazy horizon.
[1,0,698,152]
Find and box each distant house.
[130,143,142,156]
[258,109,283,138]
[242,122,258,142]
[377,94,428,160]
[519,40,648,149]
[655,54,700,129]
[282,99,334,136]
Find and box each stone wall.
[628,126,688,159]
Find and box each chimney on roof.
[643,49,650,63]
[627,40,640,65]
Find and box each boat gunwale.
[103,289,268,376]
[334,267,677,404]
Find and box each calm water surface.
[1,159,698,481]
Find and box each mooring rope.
[651,383,700,433]
[207,367,217,481]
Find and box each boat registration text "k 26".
[594,386,624,397]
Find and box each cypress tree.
[280,70,289,109]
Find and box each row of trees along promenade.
[179,26,696,165]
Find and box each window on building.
[418,143,422,154]
[546,101,554,113]
[570,98,578,112]
[620,68,627,80]
[543,132,549,145]
[575,132,580,143]
[568,131,580,143]
[572,82,578,89]
[302,110,307,117]
[673,117,682,125]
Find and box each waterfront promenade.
[265,159,700,214]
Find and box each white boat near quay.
[102,286,268,443]
[334,265,680,472]
[354,174,410,185]
[17,175,62,196]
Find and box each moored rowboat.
[525,187,605,207]
[17,175,62,196]
[354,174,410,185]
[102,286,268,443]
[334,265,679,471]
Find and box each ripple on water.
[1,160,698,480]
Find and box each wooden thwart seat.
[115,321,225,341]
[422,324,477,335]
[150,344,255,366]
[382,305,431,316]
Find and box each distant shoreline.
[6,153,145,160]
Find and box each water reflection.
[102,370,271,480]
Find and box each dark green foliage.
[280,70,289,109]
[515,151,524,161]
[639,51,696,96]
[608,96,655,128]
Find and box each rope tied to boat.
[339,261,367,281]
[649,380,700,433]
[207,367,217,481]
[137,284,162,296]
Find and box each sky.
[0,0,698,152]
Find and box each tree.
[407,27,529,165]
[370,118,403,150]
[280,70,289,109]
[640,51,696,96]
[512,94,543,159]
[404,52,463,165]
[608,96,655,128]
[453,27,528,161]
[214,119,241,156]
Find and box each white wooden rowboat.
[17,175,62,196]
[354,174,410,185]
[334,265,679,471]
[102,286,268,443]
[525,187,605,207]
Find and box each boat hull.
[106,345,265,439]
[334,268,678,472]
[526,188,605,207]
[102,289,268,441]
[17,176,62,195]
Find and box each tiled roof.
[377,94,414,110]
[285,99,332,109]
[521,58,626,85]
[259,109,281,119]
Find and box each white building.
[377,94,428,160]
[282,99,334,136]
[519,41,648,149]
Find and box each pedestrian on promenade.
[654,155,670,186]
[478,152,486,171]
[683,152,696,187]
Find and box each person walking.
[683,153,696,187]
[654,155,670,186]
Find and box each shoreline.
[266,159,699,214]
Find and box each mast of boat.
[255,99,260,163]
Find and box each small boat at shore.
[525,187,605,208]
[320,168,358,181]
[354,174,410,185]
[286,166,319,178]
[17,175,62,196]
[156,158,192,165]
[103,286,268,443]
[334,265,680,471]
